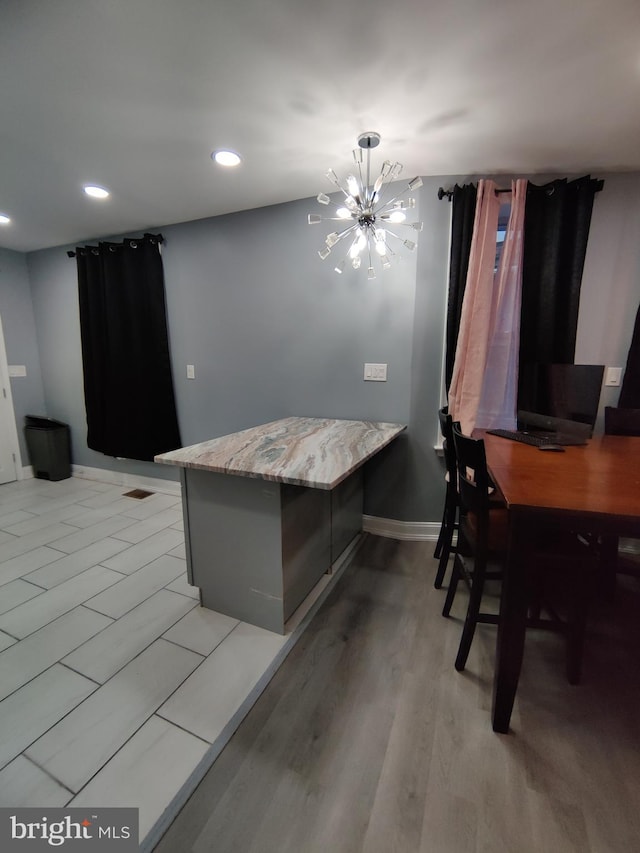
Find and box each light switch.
[364,363,388,381]
[186,364,195,380]
[605,367,622,387]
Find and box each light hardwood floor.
[155,535,640,853]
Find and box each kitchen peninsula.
[155,417,405,633]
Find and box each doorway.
[0,313,20,484]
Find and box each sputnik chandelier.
[308,132,423,278]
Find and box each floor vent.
[123,489,154,500]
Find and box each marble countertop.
[155,417,406,490]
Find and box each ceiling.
[2,0,640,253]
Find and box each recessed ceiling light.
[83,185,110,199]
[212,150,241,167]
[0,213,11,225]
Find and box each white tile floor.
[0,474,348,850]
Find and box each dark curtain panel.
[619,301,640,407]
[518,175,604,395]
[76,234,181,461]
[445,183,477,392]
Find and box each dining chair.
[601,407,640,588]
[604,406,640,436]
[442,422,598,683]
[433,407,459,589]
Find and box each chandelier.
[308,132,423,278]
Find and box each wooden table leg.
[492,511,529,733]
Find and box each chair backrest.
[604,406,640,436]
[438,407,457,486]
[451,422,491,542]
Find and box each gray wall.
[575,172,640,431]
[0,247,46,461]
[10,171,640,523]
[26,192,419,513]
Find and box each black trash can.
[24,415,72,481]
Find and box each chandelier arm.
[331,222,360,242]
[374,184,414,214]
[326,171,354,199]
[383,228,405,244]
[371,178,396,210]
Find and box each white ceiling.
[2,0,639,253]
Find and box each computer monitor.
[518,363,605,433]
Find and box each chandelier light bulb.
[336,207,351,219]
[346,175,360,200]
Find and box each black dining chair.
[601,407,640,587]
[604,406,640,436]
[433,407,459,589]
[443,422,598,683]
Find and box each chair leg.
[435,504,457,589]
[434,487,456,559]
[598,535,618,602]
[434,514,446,559]
[454,564,486,672]
[442,555,461,617]
[434,540,452,589]
[566,565,594,685]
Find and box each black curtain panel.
[518,175,604,393]
[445,183,477,392]
[76,234,181,461]
[619,301,640,407]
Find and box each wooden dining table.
[482,432,640,733]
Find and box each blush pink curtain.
[448,179,527,434]
[476,179,527,429]
[447,180,500,434]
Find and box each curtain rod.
[438,178,605,201]
[437,186,512,201]
[66,232,164,258]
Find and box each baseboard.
[362,515,440,541]
[71,464,182,497]
[21,466,34,480]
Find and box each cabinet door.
[281,484,331,621]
